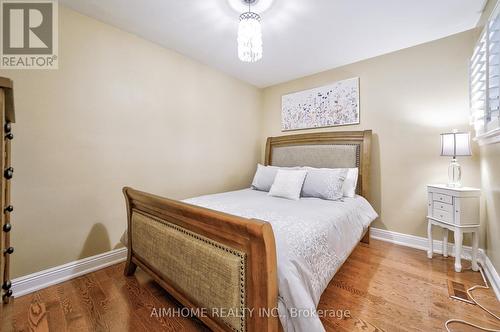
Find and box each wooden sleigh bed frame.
[123,130,372,332]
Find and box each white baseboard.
[11,247,127,298]
[371,228,500,301]
[370,228,481,260]
[482,252,500,300]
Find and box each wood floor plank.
[55,280,92,331]
[37,286,67,332]
[25,292,50,332]
[1,240,498,331]
[73,274,110,331]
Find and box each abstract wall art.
[281,77,360,131]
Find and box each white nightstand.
[427,184,481,272]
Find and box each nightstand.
[427,184,481,272]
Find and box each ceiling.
[60,0,486,87]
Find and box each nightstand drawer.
[433,193,452,204]
[432,208,453,223]
[434,202,453,213]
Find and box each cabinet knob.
[4,205,13,213]
[5,133,13,140]
[2,280,11,290]
[4,122,11,133]
[4,246,14,254]
[3,223,11,232]
[4,167,13,179]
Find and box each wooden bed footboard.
[123,187,279,332]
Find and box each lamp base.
[447,158,462,188]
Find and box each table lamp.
[440,130,472,188]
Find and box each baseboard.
[11,247,127,298]
[370,228,481,260]
[371,228,500,301]
[482,252,500,300]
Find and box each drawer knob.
[2,280,11,290]
[4,205,13,213]
[4,246,14,254]
[5,133,13,140]
[4,122,11,133]
[3,223,11,232]
[4,167,13,179]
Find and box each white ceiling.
[60,0,486,87]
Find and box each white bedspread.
[184,188,378,332]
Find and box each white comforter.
[184,188,378,332]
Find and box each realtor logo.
[1,0,58,69]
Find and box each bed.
[123,130,377,332]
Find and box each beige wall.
[477,0,500,272]
[480,145,500,271]
[0,7,262,278]
[261,30,482,243]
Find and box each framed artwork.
[281,77,359,131]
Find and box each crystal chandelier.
[237,0,262,62]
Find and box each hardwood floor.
[2,240,499,331]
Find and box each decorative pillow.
[268,169,308,200]
[251,164,300,192]
[342,168,359,198]
[251,164,279,191]
[301,167,348,200]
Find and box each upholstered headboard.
[265,130,372,201]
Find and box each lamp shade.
[440,131,472,157]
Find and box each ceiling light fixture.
[237,0,262,63]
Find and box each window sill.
[474,127,500,145]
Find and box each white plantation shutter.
[470,3,500,145]
[470,30,487,134]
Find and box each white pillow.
[301,167,348,200]
[251,164,279,191]
[268,169,308,200]
[251,164,300,192]
[343,168,359,198]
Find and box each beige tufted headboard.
[265,130,372,201]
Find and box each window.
[470,3,500,145]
